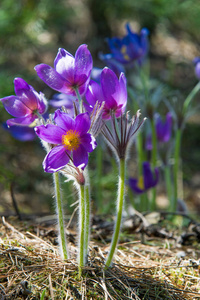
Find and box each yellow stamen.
[120,45,130,61]
[137,176,144,190]
[121,45,127,54]
[62,129,80,151]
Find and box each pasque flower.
[145,112,173,150]
[35,110,96,173]
[35,44,93,96]
[100,23,149,71]
[155,112,173,143]
[129,161,159,194]
[85,67,127,119]
[0,78,47,126]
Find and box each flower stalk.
[84,181,90,260]
[78,183,85,277]
[53,172,68,260]
[105,158,126,268]
[172,128,182,212]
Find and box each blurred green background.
[0,0,200,217]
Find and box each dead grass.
[0,216,200,300]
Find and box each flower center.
[121,45,130,61]
[137,176,145,190]
[62,129,80,151]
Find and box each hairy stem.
[53,172,68,260]
[84,183,90,261]
[172,128,182,212]
[105,158,126,268]
[78,184,85,277]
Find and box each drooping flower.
[100,23,149,71]
[3,123,36,141]
[193,57,200,80]
[35,110,97,173]
[129,161,159,194]
[155,112,173,143]
[85,67,127,120]
[35,45,93,96]
[0,78,47,126]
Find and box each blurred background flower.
[129,161,159,194]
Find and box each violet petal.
[43,145,70,173]
[54,109,75,131]
[35,124,64,144]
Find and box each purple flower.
[100,23,149,70]
[85,67,127,120]
[35,45,93,96]
[193,57,200,80]
[129,162,159,194]
[35,110,97,173]
[0,78,47,126]
[3,123,36,141]
[155,112,173,143]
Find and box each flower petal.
[7,115,36,126]
[54,48,75,83]
[14,78,39,110]
[74,44,93,85]
[101,67,119,108]
[85,80,103,107]
[43,145,70,173]
[1,96,32,117]
[129,178,144,194]
[35,64,73,94]
[75,112,90,134]
[73,144,88,169]
[118,72,127,108]
[14,78,33,96]
[35,124,64,144]
[80,133,97,152]
[3,123,36,141]
[143,162,159,189]
[54,109,75,131]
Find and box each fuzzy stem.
[105,158,126,268]
[53,172,68,260]
[172,128,182,212]
[78,184,85,277]
[84,183,90,261]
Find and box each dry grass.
[0,216,200,300]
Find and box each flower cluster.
[0,37,147,270]
[1,18,200,278]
